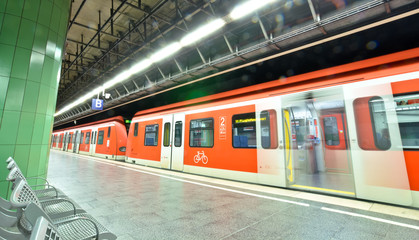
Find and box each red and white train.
[51,116,127,160]
[53,48,419,208]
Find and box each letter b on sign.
[92,99,103,110]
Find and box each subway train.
[52,48,419,207]
[51,116,127,160]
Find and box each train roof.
[53,116,125,133]
[132,47,419,119]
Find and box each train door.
[67,133,73,152]
[73,130,80,153]
[255,97,286,187]
[344,80,412,206]
[171,114,185,171]
[90,128,98,155]
[282,87,355,196]
[62,133,68,151]
[160,115,173,169]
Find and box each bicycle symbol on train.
[194,151,208,164]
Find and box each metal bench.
[6,158,66,200]
[9,178,115,239]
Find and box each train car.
[126,48,419,208]
[51,116,127,160]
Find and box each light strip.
[180,18,226,46]
[230,0,277,20]
[54,0,279,117]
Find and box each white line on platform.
[68,151,418,230]
[116,165,310,207]
[321,207,419,231]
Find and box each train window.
[85,132,90,144]
[232,113,256,148]
[323,117,340,146]
[80,133,84,144]
[134,123,138,137]
[145,124,159,146]
[190,118,214,147]
[163,123,171,147]
[98,131,104,145]
[369,97,391,150]
[394,93,419,149]
[174,121,182,147]
[69,134,73,144]
[353,96,391,150]
[108,126,111,138]
[260,110,278,149]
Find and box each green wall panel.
[0,13,20,45]
[16,112,35,144]
[38,0,52,27]
[0,110,20,145]
[21,80,40,113]
[33,23,48,54]
[0,1,7,13]
[4,78,26,111]
[11,47,31,79]
[27,51,45,82]
[14,144,30,174]
[0,0,71,198]
[5,0,24,17]
[17,18,36,50]
[0,43,15,77]
[0,76,9,110]
[22,0,40,22]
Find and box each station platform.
[48,150,419,239]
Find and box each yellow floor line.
[291,184,355,195]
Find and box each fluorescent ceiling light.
[230,0,277,20]
[130,59,153,74]
[180,18,226,46]
[150,42,182,63]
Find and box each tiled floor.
[47,150,419,239]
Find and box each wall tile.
[32,23,48,54]
[0,76,10,110]
[41,57,54,87]
[36,84,49,115]
[57,8,68,38]
[4,78,26,111]
[27,51,45,82]
[17,18,36,50]
[11,47,30,79]
[27,144,41,177]
[42,115,53,145]
[50,5,60,33]
[46,86,57,116]
[31,114,45,145]
[5,0,24,17]
[0,44,15,77]
[0,13,4,30]
[22,0,40,22]
[37,0,52,27]
[16,111,35,144]
[13,144,30,174]
[22,81,40,113]
[45,31,57,59]
[0,110,20,144]
[0,13,20,45]
[0,144,14,167]
[37,145,48,176]
[0,181,9,199]
[0,0,6,13]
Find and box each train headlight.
[119,147,126,152]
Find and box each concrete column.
[0,0,71,197]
